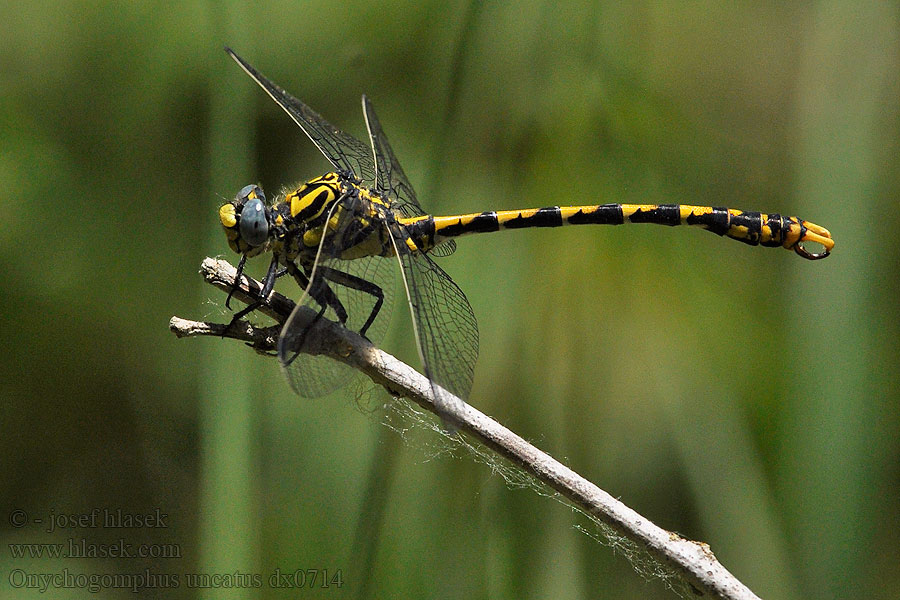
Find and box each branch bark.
[170,257,762,600]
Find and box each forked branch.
[170,257,761,600]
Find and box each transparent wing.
[361,95,478,414]
[227,48,376,186]
[430,240,458,257]
[277,197,396,397]
[362,95,429,219]
[389,220,479,418]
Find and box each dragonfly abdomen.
[424,203,833,259]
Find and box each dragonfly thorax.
[219,172,398,266]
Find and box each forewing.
[362,95,428,219]
[227,48,376,186]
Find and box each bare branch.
[170,257,762,600]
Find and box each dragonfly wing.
[278,197,397,397]
[389,221,478,423]
[429,239,457,257]
[227,48,377,186]
[361,95,429,219]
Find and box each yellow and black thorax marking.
[220,172,401,266]
[282,173,396,262]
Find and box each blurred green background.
[2,1,898,598]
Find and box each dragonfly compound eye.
[236,184,265,204]
[239,198,269,247]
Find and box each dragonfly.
[218,47,834,424]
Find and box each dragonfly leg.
[318,266,385,339]
[287,263,350,325]
[225,254,248,310]
[280,262,346,363]
[225,257,282,331]
[282,302,328,367]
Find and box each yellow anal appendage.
[804,221,833,248]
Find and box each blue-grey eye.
[240,198,268,246]
[236,184,265,204]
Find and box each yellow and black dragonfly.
[219,48,834,420]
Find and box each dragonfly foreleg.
[226,256,283,330]
[225,254,248,310]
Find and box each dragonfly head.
[219,184,271,257]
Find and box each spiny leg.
[280,262,349,367]
[226,256,283,331]
[225,254,248,310]
[282,303,328,368]
[318,266,385,339]
[289,262,350,325]
[280,263,386,365]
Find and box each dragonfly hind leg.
[318,266,385,339]
[287,263,351,325]
[280,262,338,367]
[281,302,328,368]
[280,263,385,366]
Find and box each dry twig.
[170,257,761,600]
